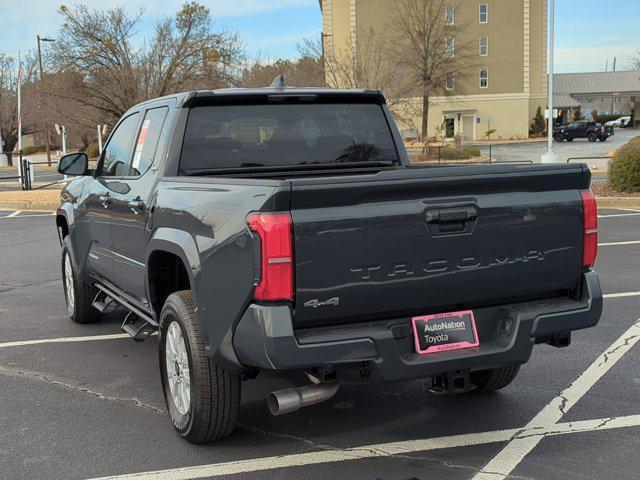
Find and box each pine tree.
[530,106,546,136]
[573,106,584,122]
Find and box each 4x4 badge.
[304,297,340,308]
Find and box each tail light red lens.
[580,189,598,268]
[247,212,294,301]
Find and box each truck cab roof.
[128,77,386,112]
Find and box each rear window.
[179,103,398,172]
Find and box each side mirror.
[58,152,89,176]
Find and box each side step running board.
[122,312,156,342]
[94,283,158,342]
[92,290,114,313]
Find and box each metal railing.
[22,160,67,190]
[0,153,68,191]
[0,152,30,190]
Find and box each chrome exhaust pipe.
[268,382,340,416]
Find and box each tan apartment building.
[320,0,548,141]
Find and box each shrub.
[609,141,640,192]
[438,146,481,160]
[85,142,100,159]
[594,113,620,125]
[22,145,44,155]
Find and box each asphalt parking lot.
[1,207,639,480]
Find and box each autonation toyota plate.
[411,310,479,354]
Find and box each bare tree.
[320,29,416,127]
[388,0,475,141]
[0,54,18,154]
[141,3,245,96]
[627,47,640,70]
[51,2,245,124]
[0,54,38,156]
[241,54,325,88]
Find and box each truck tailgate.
[290,164,588,326]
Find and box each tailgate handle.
[426,207,477,224]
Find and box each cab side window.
[130,107,169,176]
[99,113,140,177]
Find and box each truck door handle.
[128,198,145,214]
[99,194,112,208]
[425,206,477,224]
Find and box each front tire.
[470,364,520,394]
[588,133,597,142]
[554,134,564,142]
[61,236,101,324]
[159,291,240,443]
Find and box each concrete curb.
[596,197,640,208]
[0,200,59,211]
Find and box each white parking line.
[472,318,640,480]
[0,333,133,349]
[598,240,640,246]
[85,413,640,480]
[598,208,640,218]
[0,212,55,219]
[598,213,640,218]
[604,291,640,299]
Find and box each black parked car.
[554,120,614,142]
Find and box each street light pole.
[37,35,55,166]
[542,0,556,163]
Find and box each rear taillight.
[580,189,598,268]
[247,212,294,301]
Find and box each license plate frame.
[411,310,479,355]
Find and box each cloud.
[555,45,640,73]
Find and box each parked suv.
[56,79,602,443]
[554,120,613,142]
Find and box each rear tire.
[470,364,520,394]
[588,133,597,142]
[61,236,101,324]
[159,291,240,443]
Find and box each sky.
[0,0,638,73]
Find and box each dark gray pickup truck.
[56,79,602,443]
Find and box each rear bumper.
[231,270,602,381]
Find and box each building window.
[445,5,454,25]
[445,72,454,91]
[479,37,488,56]
[479,4,488,23]
[480,69,488,88]
[445,37,454,57]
